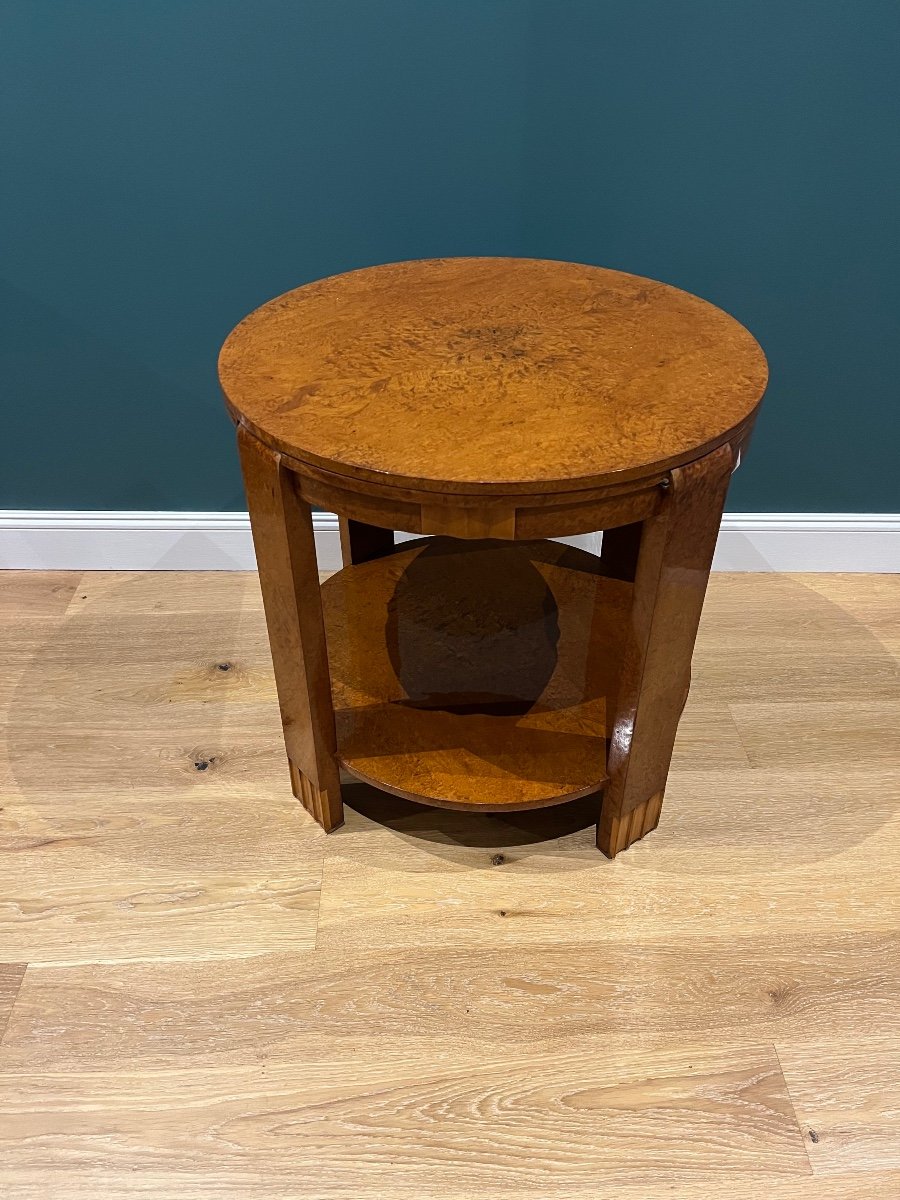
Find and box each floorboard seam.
[0,963,29,1046]
[60,572,87,617]
[772,1041,815,1175]
[726,704,756,768]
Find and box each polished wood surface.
[295,452,666,542]
[598,442,734,854]
[238,426,343,831]
[1,569,899,1197]
[323,537,628,809]
[221,260,765,851]
[219,257,767,496]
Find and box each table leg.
[598,521,643,582]
[597,443,734,858]
[238,425,343,831]
[339,518,395,566]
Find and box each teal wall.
[3,1,899,512]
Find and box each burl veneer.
[220,258,767,856]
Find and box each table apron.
[288,455,676,540]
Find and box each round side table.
[219,258,767,857]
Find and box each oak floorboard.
[64,570,262,616]
[696,572,898,643]
[712,576,900,758]
[1,931,898,1071]
[799,573,900,656]
[691,573,900,703]
[0,569,897,1194]
[0,963,27,1042]
[315,771,900,952]
[776,1038,900,1175]
[729,701,900,769]
[692,643,899,705]
[0,621,71,714]
[0,770,324,964]
[0,571,82,619]
[0,1040,809,1190]
[668,700,751,768]
[1,573,323,966]
[1,1169,897,1200]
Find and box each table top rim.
[220,257,768,498]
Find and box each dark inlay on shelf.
[323,537,628,811]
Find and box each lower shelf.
[321,537,629,811]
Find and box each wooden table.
[219,258,767,857]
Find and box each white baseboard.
[0,510,897,572]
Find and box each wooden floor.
[0,569,898,1199]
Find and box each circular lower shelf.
[321,537,628,811]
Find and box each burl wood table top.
[218,257,767,496]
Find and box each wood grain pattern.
[728,700,900,768]
[223,262,764,848]
[802,574,900,658]
[0,1042,809,1187]
[219,257,767,494]
[314,770,900,954]
[0,964,26,1042]
[294,453,666,542]
[3,932,899,1069]
[0,571,323,965]
[238,425,343,830]
[0,569,897,1196]
[777,1038,900,1174]
[1,1171,897,1200]
[598,443,734,855]
[323,537,627,808]
[0,802,321,966]
[0,571,81,619]
[602,789,664,855]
